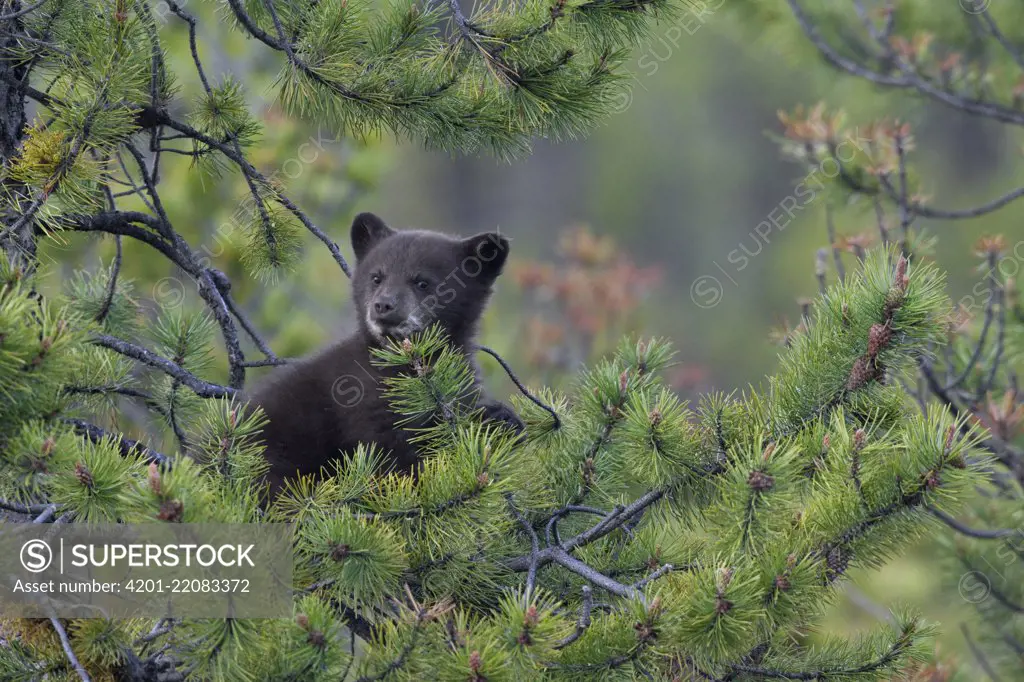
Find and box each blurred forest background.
[27,0,1023,672]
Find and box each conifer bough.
[0,0,996,680]
[0,244,989,679]
[737,2,1024,675]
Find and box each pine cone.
[846,356,875,390]
[826,546,849,580]
[747,470,775,492]
[867,322,892,357]
[157,499,184,522]
[74,462,94,489]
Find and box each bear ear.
[351,212,395,262]
[462,232,510,282]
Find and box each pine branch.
[0,0,50,21]
[0,498,54,514]
[730,632,912,680]
[69,211,186,269]
[91,334,236,399]
[50,614,92,682]
[929,506,1015,539]
[554,585,593,649]
[507,494,541,595]
[63,417,170,465]
[504,488,666,571]
[786,0,1024,126]
[974,7,1024,73]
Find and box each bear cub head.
[350,212,509,347]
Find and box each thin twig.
[632,563,673,590]
[946,262,999,391]
[65,384,170,419]
[815,248,828,295]
[554,585,593,649]
[963,624,1003,682]
[95,235,122,324]
[787,0,1024,127]
[976,7,1024,72]
[476,344,561,428]
[979,286,1007,398]
[872,197,888,246]
[929,506,1016,540]
[353,604,428,682]
[825,205,845,282]
[0,0,50,20]
[545,505,608,547]
[893,129,911,254]
[505,489,665,572]
[506,495,539,595]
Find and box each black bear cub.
[246,212,522,498]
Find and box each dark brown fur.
[245,213,522,498]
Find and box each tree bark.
[0,1,34,269]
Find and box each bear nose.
[372,295,402,323]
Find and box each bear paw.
[480,401,526,436]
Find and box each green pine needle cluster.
[1,0,709,283]
[264,0,689,157]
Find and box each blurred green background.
[33,2,1024,673]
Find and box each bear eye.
[415,279,429,290]
[371,273,383,286]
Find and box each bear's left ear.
[462,232,509,282]
[351,212,396,262]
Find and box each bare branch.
[786,0,1024,126]
[554,585,593,650]
[91,334,236,399]
[0,499,53,514]
[632,563,673,591]
[504,490,664,573]
[506,495,540,595]
[549,546,639,600]
[975,7,1024,73]
[50,615,92,682]
[929,506,1016,540]
[63,417,171,465]
[0,0,50,20]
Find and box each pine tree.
[1,245,991,680]
[0,1,1004,680]
[735,2,1024,677]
